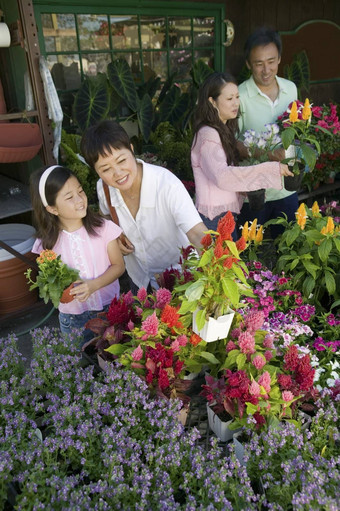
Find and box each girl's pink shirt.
[32,219,122,314]
[191,126,283,219]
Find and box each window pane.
[47,54,82,90]
[41,13,77,52]
[143,51,167,81]
[168,17,192,48]
[77,14,110,50]
[82,53,112,76]
[140,16,166,50]
[110,15,139,49]
[194,49,214,69]
[169,50,192,80]
[193,17,215,49]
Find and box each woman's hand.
[279,163,294,177]
[118,233,135,255]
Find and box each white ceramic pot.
[193,309,235,343]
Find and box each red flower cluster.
[107,294,136,326]
[145,343,183,390]
[278,344,315,397]
[161,304,183,329]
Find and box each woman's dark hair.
[80,120,133,169]
[192,72,239,165]
[30,165,103,249]
[244,27,282,62]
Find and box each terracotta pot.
[247,189,265,212]
[60,283,75,304]
[0,123,43,162]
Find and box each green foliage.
[73,73,110,132]
[283,50,310,99]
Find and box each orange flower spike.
[325,216,335,234]
[289,101,299,123]
[201,233,212,249]
[214,236,224,259]
[217,211,235,241]
[241,221,249,241]
[248,218,258,241]
[320,226,327,236]
[255,225,264,245]
[236,236,247,252]
[296,203,307,230]
[311,201,320,217]
[302,98,312,121]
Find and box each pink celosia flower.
[177,334,188,346]
[131,345,143,361]
[282,390,294,402]
[136,307,143,317]
[258,371,271,393]
[141,312,159,337]
[137,287,148,302]
[238,331,256,354]
[226,340,237,352]
[171,339,180,352]
[231,328,241,339]
[127,320,134,331]
[252,355,266,370]
[244,310,265,332]
[264,350,273,361]
[249,380,261,398]
[263,334,274,349]
[155,288,172,309]
[123,290,135,305]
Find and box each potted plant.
[176,212,252,342]
[240,123,282,211]
[25,249,79,308]
[278,98,331,191]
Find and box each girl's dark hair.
[80,120,133,169]
[192,72,239,165]
[30,165,103,249]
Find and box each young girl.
[30,165,125,347]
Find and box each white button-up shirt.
[97,160,202,289]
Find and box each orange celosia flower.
[37,249,57,264]
[201,233,212,249]
[217,211,235,241]
[223,256,238,269]
[236,236,246,252]
[214,237,224,258]
[189,333,202,346]
[296,203,307,230]
[161,304,183,329]
[324,216,334,234]
[311,201,320,217]
[248,218,258,241]
[289,101,299,123]
[255,225,264,244]
[241,221,249,241]
[302,98,311,121]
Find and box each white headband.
[38,165,60,207]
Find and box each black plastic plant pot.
[284,170,304,192]
[247,189,265,212]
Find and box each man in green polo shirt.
[238,27,298,239]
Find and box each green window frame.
[33,0,225,94]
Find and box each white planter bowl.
[193,309,235,342]
[207,404,238,442]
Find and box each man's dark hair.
[244,27,282,62]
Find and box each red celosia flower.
[217,211,235,241]
[264,350,273,361]
[161,304,183,329]
[189,333,202,346]
[236,236,246,252]
[158,368,170,390]
[107,296,136,326]
[253,412,266,428]
[174,359,184,375]
[277,373,293,390]
[284,344,299,371]
[201,233,212,249]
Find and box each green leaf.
[301,260,319,279]
[178,299,197,315]
[200,351,220,365]
[302,276,315,297]
[286,228,300,247]
[159,86,189,124]
[325,271,336,296]
[231,264,247,285]
[199,249,213,267]
[304,229,324,243]
[105,343,127,355]
[318,238,332,263]
[236,353,246,370]
[73,75,110,132]
[185,281,205,302]
[333,238,340,253]
[281,128,295,149]
[191,59,214,87]
[137,94,153,142]
[221,278,239,307]
[107,59,138,111]
[225,240,239,258]
[300,143,317,169]
[195,308,207,331]
[289,258,300,270]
